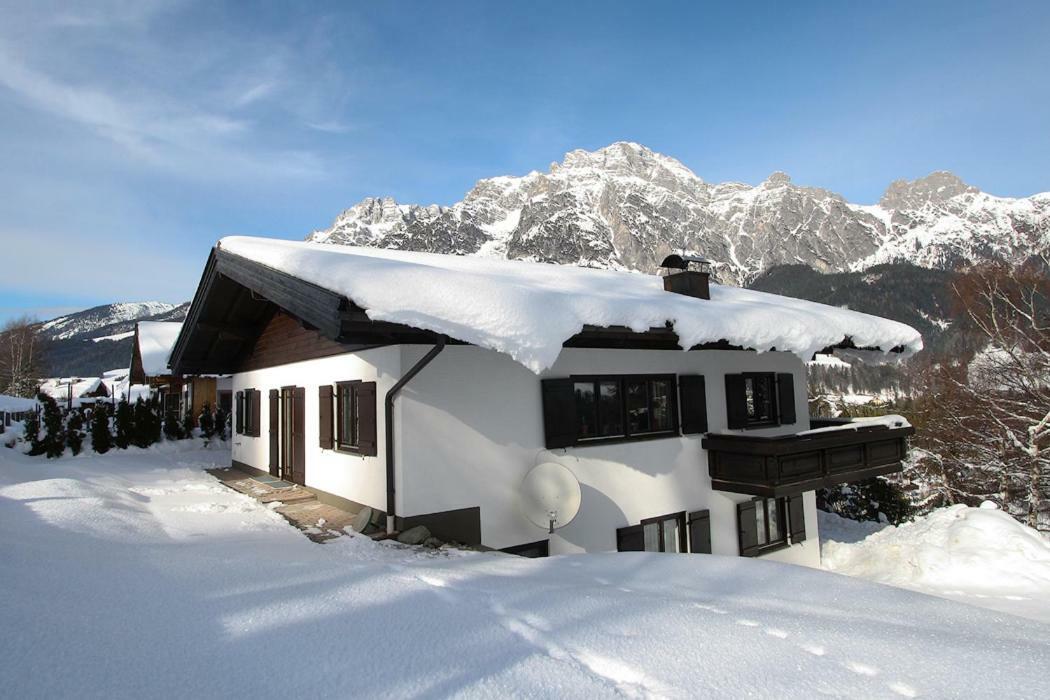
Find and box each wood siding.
[239,311,349,372]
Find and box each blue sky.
[1,0,1048,323]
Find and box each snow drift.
[822,505,1050,622]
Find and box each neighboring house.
[38,377,109,410]
[130,321,232,422]
[171,237,922,563]
[0,394,37,432]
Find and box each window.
[743,374,775,425]
[242,389,258,436]
[320,381,378,456]
[753,497,784,547]
[725,372,796,430]
[738,497,787,556]
[236,389,260,436]
[642,512,686,553]
[617,511,687,552]
[336,381,362,451]
[572,375,677,443]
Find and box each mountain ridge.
[308,142,1049,285]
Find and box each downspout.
[385,337,446,533]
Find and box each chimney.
[659,254,711,300]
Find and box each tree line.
[22,393,228,458]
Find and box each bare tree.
[913,258,1049,531]
[0,316,43,397]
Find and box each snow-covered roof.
[0,394,37,413]
[219,236,923,373]
[38,377,104,401]
[137,321,184,376]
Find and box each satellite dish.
[520,462,582,533]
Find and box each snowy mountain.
[38,302,189,377]
[39,302,183,341]
[308,142,1050,285]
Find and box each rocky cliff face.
[308,142,1049,285]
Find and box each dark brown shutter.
[318,385,333,449]
[679,375,708,434]
[688,510,712,554]
[235,391,244,434]
[616,524,644,552]
[356,381,377,456]
[250,389,262,437]
[725,374,748,429]
[737,500,760,557]
[541,378,577,448]
[268,389,279,476]
[292,387,306,484]
[788,495,806,543]
[777,373,796,425]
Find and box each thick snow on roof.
[0,394,36,413]
[220,236,923,373]
[38,377,103,400]
[137,321,183,376]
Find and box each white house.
[170,237,922,564]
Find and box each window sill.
[573,431,680,448]
[334,445,364,456]
[743,540,791,558]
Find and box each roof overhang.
[171,247,908,375]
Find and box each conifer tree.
[163,406,183,441]
[182,406,195,439]
[24,402,43,456]
[114,398,133,449]
[39,393,65,458]
[214,406,228,441]
[66,410,85,456]
[132,398,152,448]
[199,403,215,441]
[91,403,113,454]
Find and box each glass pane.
[662,518,680,552]
[597,380,624,437]
[767,498,781,541]
[753,376,773,422]
[575,382,597,438]
[350,388,360,446]
[643,522,660,552]
[338,387,350,444]
[626,380,650,434]
[755,500,768,545]
[745,377,756,418]
[650,379,672,432]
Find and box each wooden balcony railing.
[702,421,914,497]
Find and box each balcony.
[702,417,914,497]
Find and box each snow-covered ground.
[821,508,1050,624]
[2,445,1049,698]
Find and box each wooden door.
[292,387,306,485]
[280,387,294,482]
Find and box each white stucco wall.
[230,346,401,514]
[397,345,821,566]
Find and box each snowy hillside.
[308,143,1050,285]
[39,301,181,340]
[2,445,1049,698]
[37,302,190,377]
